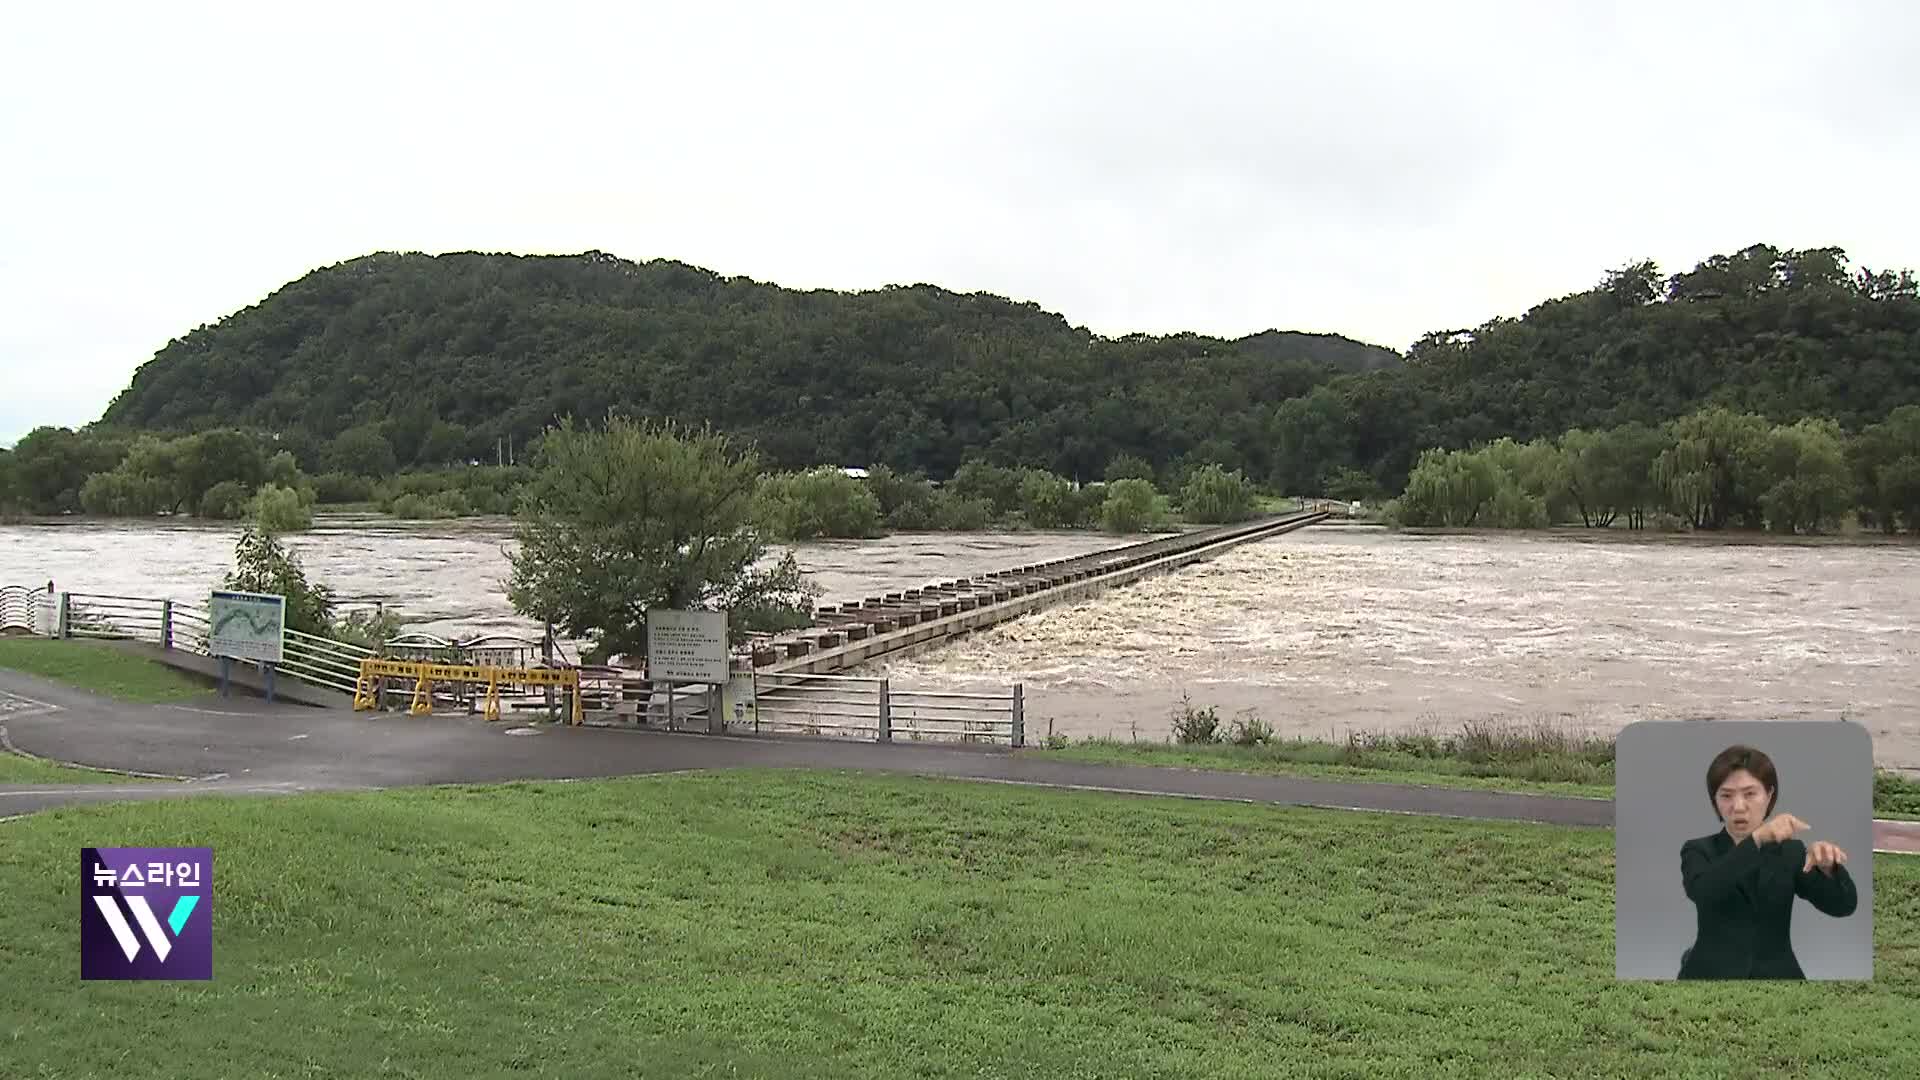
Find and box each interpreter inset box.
[1614,720,1873,981]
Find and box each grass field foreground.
[0,638,212,704]
[2,771,1916,1079]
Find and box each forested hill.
[97,250,1397,483]
[97,244,1920,492]
[1234,329,1403,373]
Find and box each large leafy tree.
[506,416,818,665]
[1852,405,1920,533]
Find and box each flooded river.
[0,514,1128,643]
[877,526,1920,768]
[4,517,1917,767]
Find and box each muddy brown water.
[4,516,1916,767]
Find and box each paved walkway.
[4,669,1916,852]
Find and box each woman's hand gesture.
[1751,813,1810,845]
[1803,840,1849,875]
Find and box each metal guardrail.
[751,670,1023,745]
[27,589,374,697]
[8,583,1030,746]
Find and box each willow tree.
[506,415,818,665]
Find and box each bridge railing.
[8,583,1030,746]
[27,588,374,698]
[65,592,167,641]
[751,670,1025,746]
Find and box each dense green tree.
[250,483,314,533]
[78,468,171,516]
[1016,469,1077,528]
[948,461,1026,518]
[199,480,252,519]
[754,468,884,540]
[505,416,819,664]
[312,472,375,504]
[266,450,302,488]
[1269,386,1356,494]
[1390,449,1510,527]
[863,465,939,526]
[1851,405,1920,533]
[1100,478,1163,533]
[1179,464,1258,523]
[10,426,127,513]
[928,489,992,531]
[1480,438,1572,523]
[327,425,399,478]
[1756,418,1851,534]
[416,420,469,467]
[1652,408,1771,529]
[173,429,267,513]
[1102,454,1156,485]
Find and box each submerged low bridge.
[750,510,1329,678]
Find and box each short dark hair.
[1706,744,1779,819]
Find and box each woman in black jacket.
[1677,744,1858,979]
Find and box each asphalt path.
[5,667,1916,853]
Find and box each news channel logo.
[81,847,213,981]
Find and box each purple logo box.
[81,847,213,981]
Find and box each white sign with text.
[645,608,728,684]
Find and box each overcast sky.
[4,1,1918,446]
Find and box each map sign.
[646,608,728,684]
[207,590,286,664]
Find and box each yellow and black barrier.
[352,658,583,725]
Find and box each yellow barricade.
[353,658,583,725]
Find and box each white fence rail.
[751,671,1024,746]
[7,585,1029,746]
[39,589,374,697]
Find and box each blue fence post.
[160,599,173,650]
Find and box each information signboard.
[645,608,729,684]
[208,589,286,664]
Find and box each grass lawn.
[0,637,213,704]
[3,770,1916,1078]
[0,750,160,785]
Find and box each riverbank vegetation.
[1034,697,1920,816]
[0,424,1259,538]
[1387,403,1920,534]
